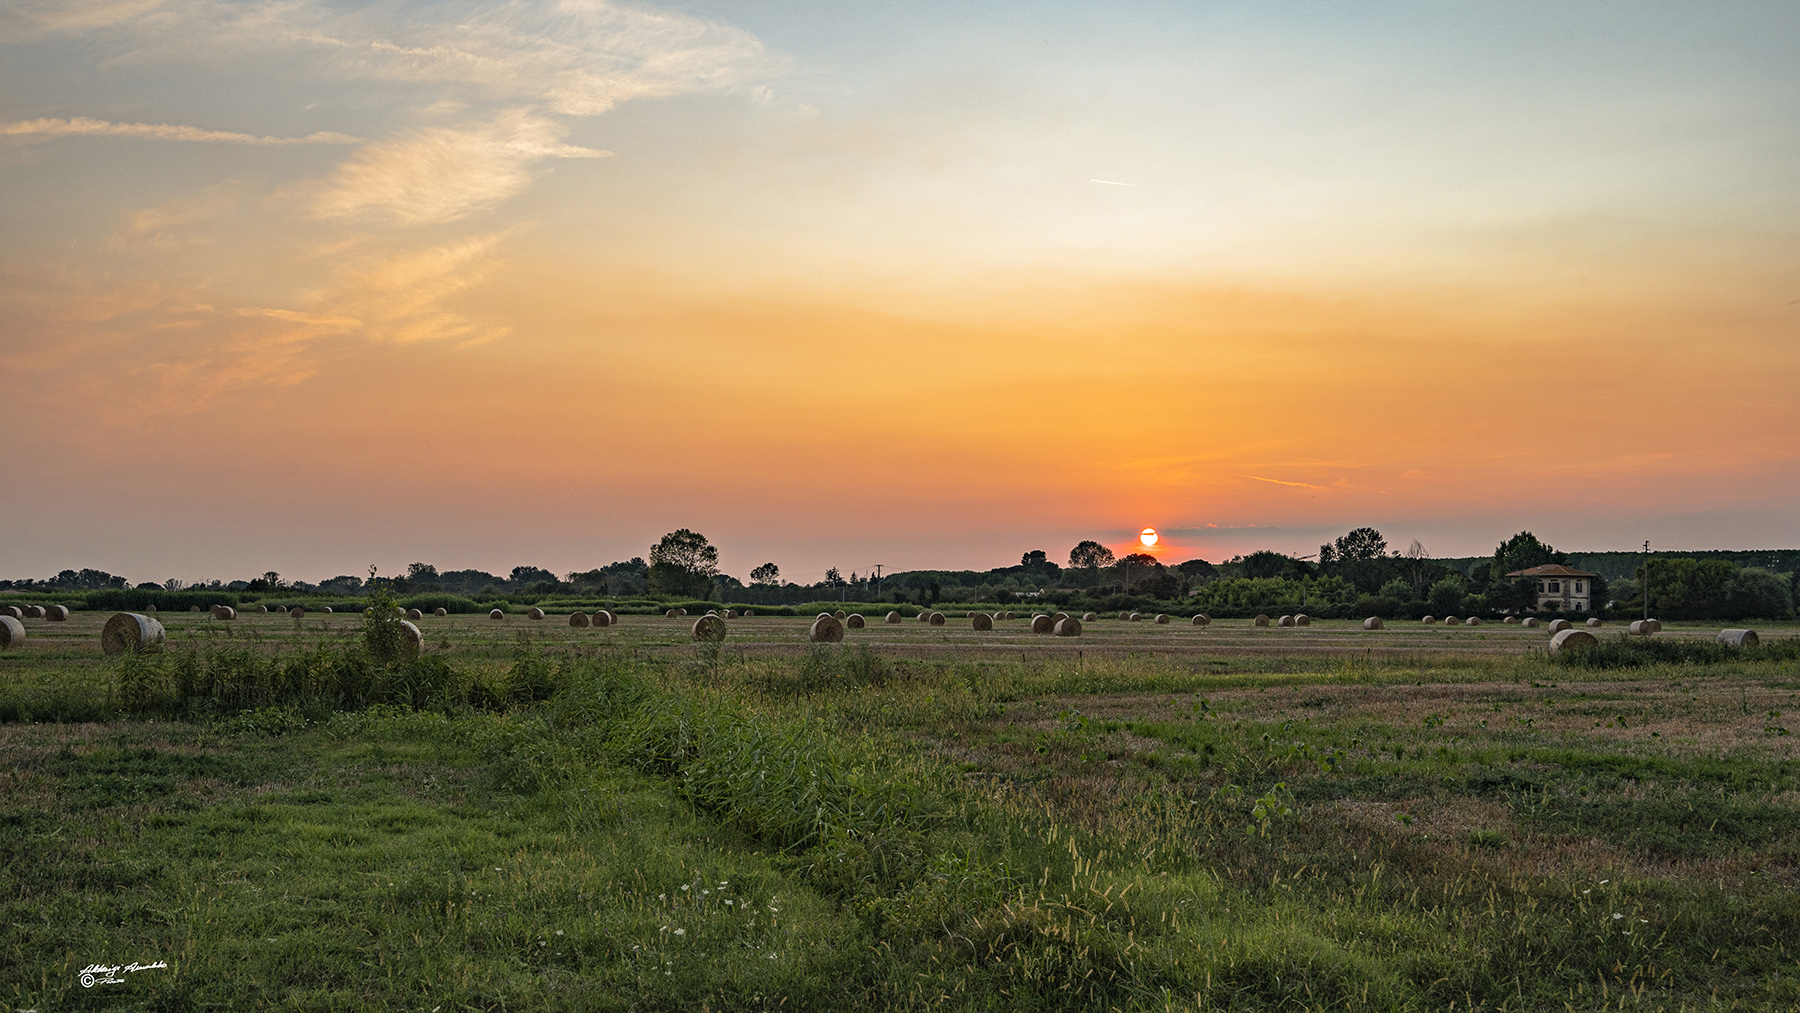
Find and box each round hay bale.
[693,614,727,642]
[666,608,681,618]
[289,606,305,618]
[1053,616,1082,637]
[1030,614,1054,634]
[1004,611,1016,620]
[0,605,20,619]
[593,610,613,627]
[1549,628,1599,653]
[929,612,946,626]
[1278,615,1295,627]
[145,605,157,613]
[885,611,901,624]
[677,608,689,617]
[1502,616,1517,624]
[1647,619,1662,633]
[1421,615,1436,624]
[526,607,544,620]
[1548,619,1572,634]
[1254,614,1271,627]
[187,605,201,613]
[396,619,422,650]
[1154,613,1170,624]
[727,610,739,618]
[818,612,833,621]
[1191,614,1210,626]
[489,608,505,620]
[1586,617,1603,627]
[1363,616,1384,630]
[256,604,268,613]
[0,615,25,649]
[1083,612,1097,622]
[1521,617,1539,628]
[971,613,993,631]
[1629,620,1654,636]
[1053,612,1070,624]
[1717,628,1759,648]
[434,607,448,616]
[918,611,931,623]
[45,604,68,620]
[215,606,236,620]
[407,608,423,620]
[833,610,846,620]
[846,614,865,628]
[808,615,844,643]
[1295,614,1311,627]
[569,611,590,628]
[1119,611,1131,621]
[1444,616,1462,626]
[209,604,224,618]
[100,612,164,656]
[706,610,719,618]
[322,606,333,614]
[1130,612,1144,622]
[1465,617,1482,626]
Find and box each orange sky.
[3,2,1798,584]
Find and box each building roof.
[1506,564,1597,578]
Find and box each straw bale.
[1192,614,1210,626]
[1586,617,1603,627]
[570,611,591,628]
[971,613,993,631]
[808,615,844,643]
[728,610,739,618]
[489,608,505,620]
[407,608,423,620]
[666,608,680,618]
[834,610,846,619]
[1053,616,1082,637]
[846,613,865,628]
[435,607,448,616]
[1465,617,1482,626]
[1421,616,1436,624]
[1502,616,1517,624]
[1629,620,1655,636]
[1521,617,1539,628]
[1254,614,1270,627]
[1119,611,1131,621]
[100,612,164,656]
[818,613,833,621]
[1647,619,1662,633]
[46,604,68,620]
[256,605,268,613]
[1295,614,1311,627]
[693,614,728,642]
[918,611,931,623]
[1363,617,1384,630]
[886,611,902,624]
[1278,615,1294,627]
[289,606,305,618]
[1443,616,1462,626]
[0,606,19,619]
[593,610,613,627]
[1549,629,1598,653]
[706,610,719,618]
[1005,612,1016,620]
[0,616,24,649]
[677,608,689,617]
[1154,613,1170,624]
[1547,619,1571,634]
[1084,612,1097,621]
[1031,614,1054,634]
[214,606,236,620]
[1053,612,1070,624]
[188,605,201,613]
[1130,612,1143,622]
[1716,629,1759,648]
[322,606,333,613]
[929,612,946,626]
[528,607,545,620]
[146,605,157,613]
[397,619,422,648]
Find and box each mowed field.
[3,607,1798,1011]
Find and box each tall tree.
[1488,532,1567,583]
[749,562,781,585]
[648,529,720,598]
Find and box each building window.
[1575,581,1585,593]
[1548,581,1561,593]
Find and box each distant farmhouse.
[1507,564,1598,612]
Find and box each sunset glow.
[3,2,1798,583]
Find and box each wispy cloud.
[314,110,609,224]
[1248,476,1327,490]
[1,116,360,145]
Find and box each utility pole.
[873,564,883,600]
[1643,540,1651,621]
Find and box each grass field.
[2,609,1797,1010]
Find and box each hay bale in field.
[1363,617,1384,630]
[1502,616,1517,624]
[833,610,846,619]
[1443,616,1462,626]
[322,606,333,613]
[971,613,993,631]
[666,608,681,618]
[1548,619,1571,634]
[1054,616,1082,637]
[693,614,727,642]
[145,605,157,613]
[808,615,844,643]
[918,611,931,623]
[1005,611,1016,620]
[1629,620,1655,636]
[528,607,545,620]
[593,610,613,627]
[847,614,865,628]
[1716,629,1759,648]
[1191,614,1210,626]
[1053,612,1070,624]
[256,605,268,613]
[1119,611,1131,621]
[407,608,423,620]
[728,610,739,619]
[570,611,590,628]
[214,606,237,620]
[1521,617,1539,628]
[1278,615,1294,627]
[289,606,305,618]
[677,608,689,617]
[1465,617,1482,626]
[1030,614,1054,634]
[100,612,164,656]
[400,620,423,649]
[1254,614,1271,627]
[1421,616,1436,624]
[929,612,946,626]
[0,615,25,649]
[886,611,901,624]
[187,605,201,613]
[489,608,505,620]
[1130,612,1143,622]
[1647,619,1662,633]
[0,606,19,619]
[1549,629,1598,654]
[434,607,448,616]
[1586,617,1603,628]
[43,605,69,621]
[1083,612,1097,622]
[209,604,224,618]
[1293,614,1309,626]
[1154,613,1170,624]
[818,613,834,621]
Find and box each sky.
[2,0,1798,587]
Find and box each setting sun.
[1140,528,1158,549]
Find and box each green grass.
[2,616,1798,1009]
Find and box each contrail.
[1089,178,1136,187]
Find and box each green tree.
[749,562,780,585]
[1428,575,1468,614]
[1488,532,1567,583]
[647,529,720,598]
[1068,540,1116,587]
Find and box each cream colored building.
[1506,564,1598,612]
